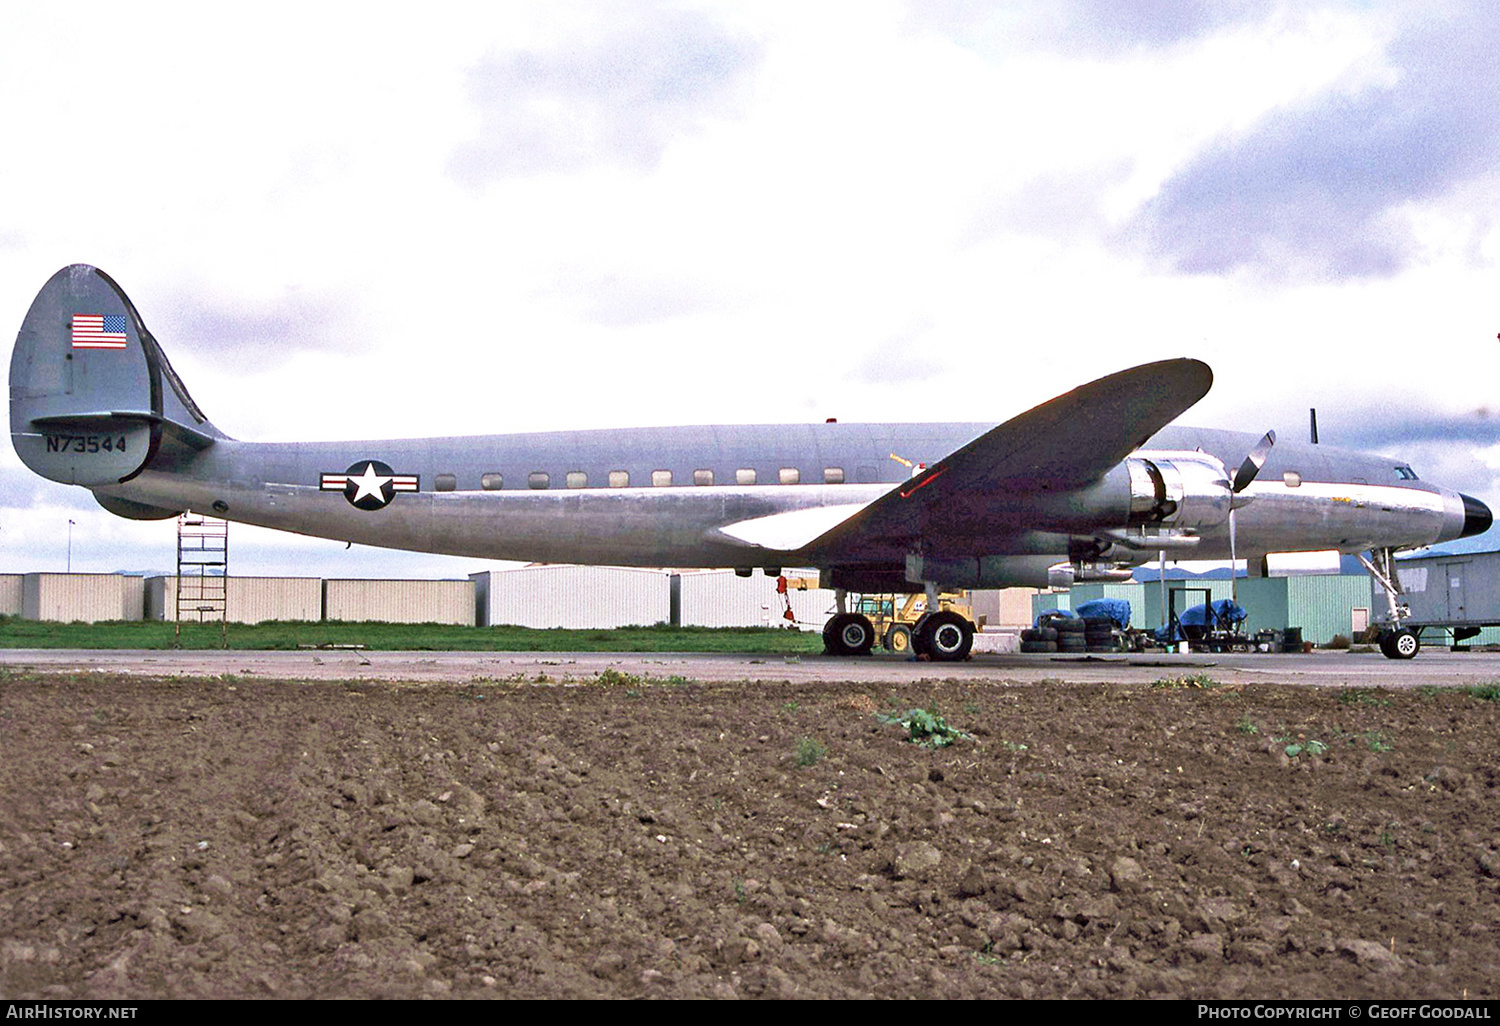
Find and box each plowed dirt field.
[2,669,1497,999]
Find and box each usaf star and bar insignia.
[321,460,419,511]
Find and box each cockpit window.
[1394,465,1419,481]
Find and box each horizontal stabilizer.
[31,412,218,451]
[94,493,184,521]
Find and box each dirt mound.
[1,671,1497,999]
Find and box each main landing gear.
[822,613,876,656]
[821,609,975,662]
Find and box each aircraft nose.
[1461,493,1493,539]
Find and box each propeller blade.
[1232,430,1276,494]
[1229,507,1238,604]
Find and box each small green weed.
[877,705,971,748]
[781,700,801,714]
[1001,739,1029,752]
[596,667,643,687]
[1151,673,1219,689]
[1464,684,1500,703]
[1338,688,1390,708]
[794,737,828,766]
[1235,715,1259,736]
[1283,738,1328,759]
[1362,730,1392,753]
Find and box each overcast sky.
[3,0,1499,578]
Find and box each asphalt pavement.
[3,647,1497,687]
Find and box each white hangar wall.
[674,570,836,630]
[22,573,144,623]
[323,579,475,625]
[472,566,672,629]
[146,577,324,624]
[0,574,23,617]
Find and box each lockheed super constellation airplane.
[10,265,1492,659]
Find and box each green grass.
[1338,688,1391,708]
[0,615,825,653]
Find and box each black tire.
[917,610,974,662]
[1021,626,1059,643]
[1019,640,1057,653]
[884,624,912,654]
[1057,635,1086,653]
[1381,628,1420,660]
[823,613,875,656]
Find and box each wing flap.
[715,502,874,552]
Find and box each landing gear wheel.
[1380,628,1420,660]
[915,610,974,662]
[823,613,876,656]
[884,624,912,654]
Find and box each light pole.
[67,519,75,572]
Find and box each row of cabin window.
[429,467,850,492]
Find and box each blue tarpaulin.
[1177,599,1246,627]
[1156,599,1247,642]
[1074,598,1132,629]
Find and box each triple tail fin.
[9,264,226,492]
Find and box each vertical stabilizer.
[10,264,223,487]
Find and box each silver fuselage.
[93,421,1472,581]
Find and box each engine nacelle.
[1125,451,1233,531]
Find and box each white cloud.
[3,1,1497,576]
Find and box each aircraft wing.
[802,358,1213,557]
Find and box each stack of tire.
[1082,616,1118,653]
[1054,615,1087,653]
[1021,612,1088,653]
[1018,622,1057,653]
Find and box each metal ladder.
[175,514,228,647]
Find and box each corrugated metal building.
[1237,575,1374,644]
[146,576,323,623]
[324,579,475,625]
[472,566,671,628]
[674,570,835,629]
[0,574,23,617]
[22,573,144,622]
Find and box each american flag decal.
[71,314,129,349]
